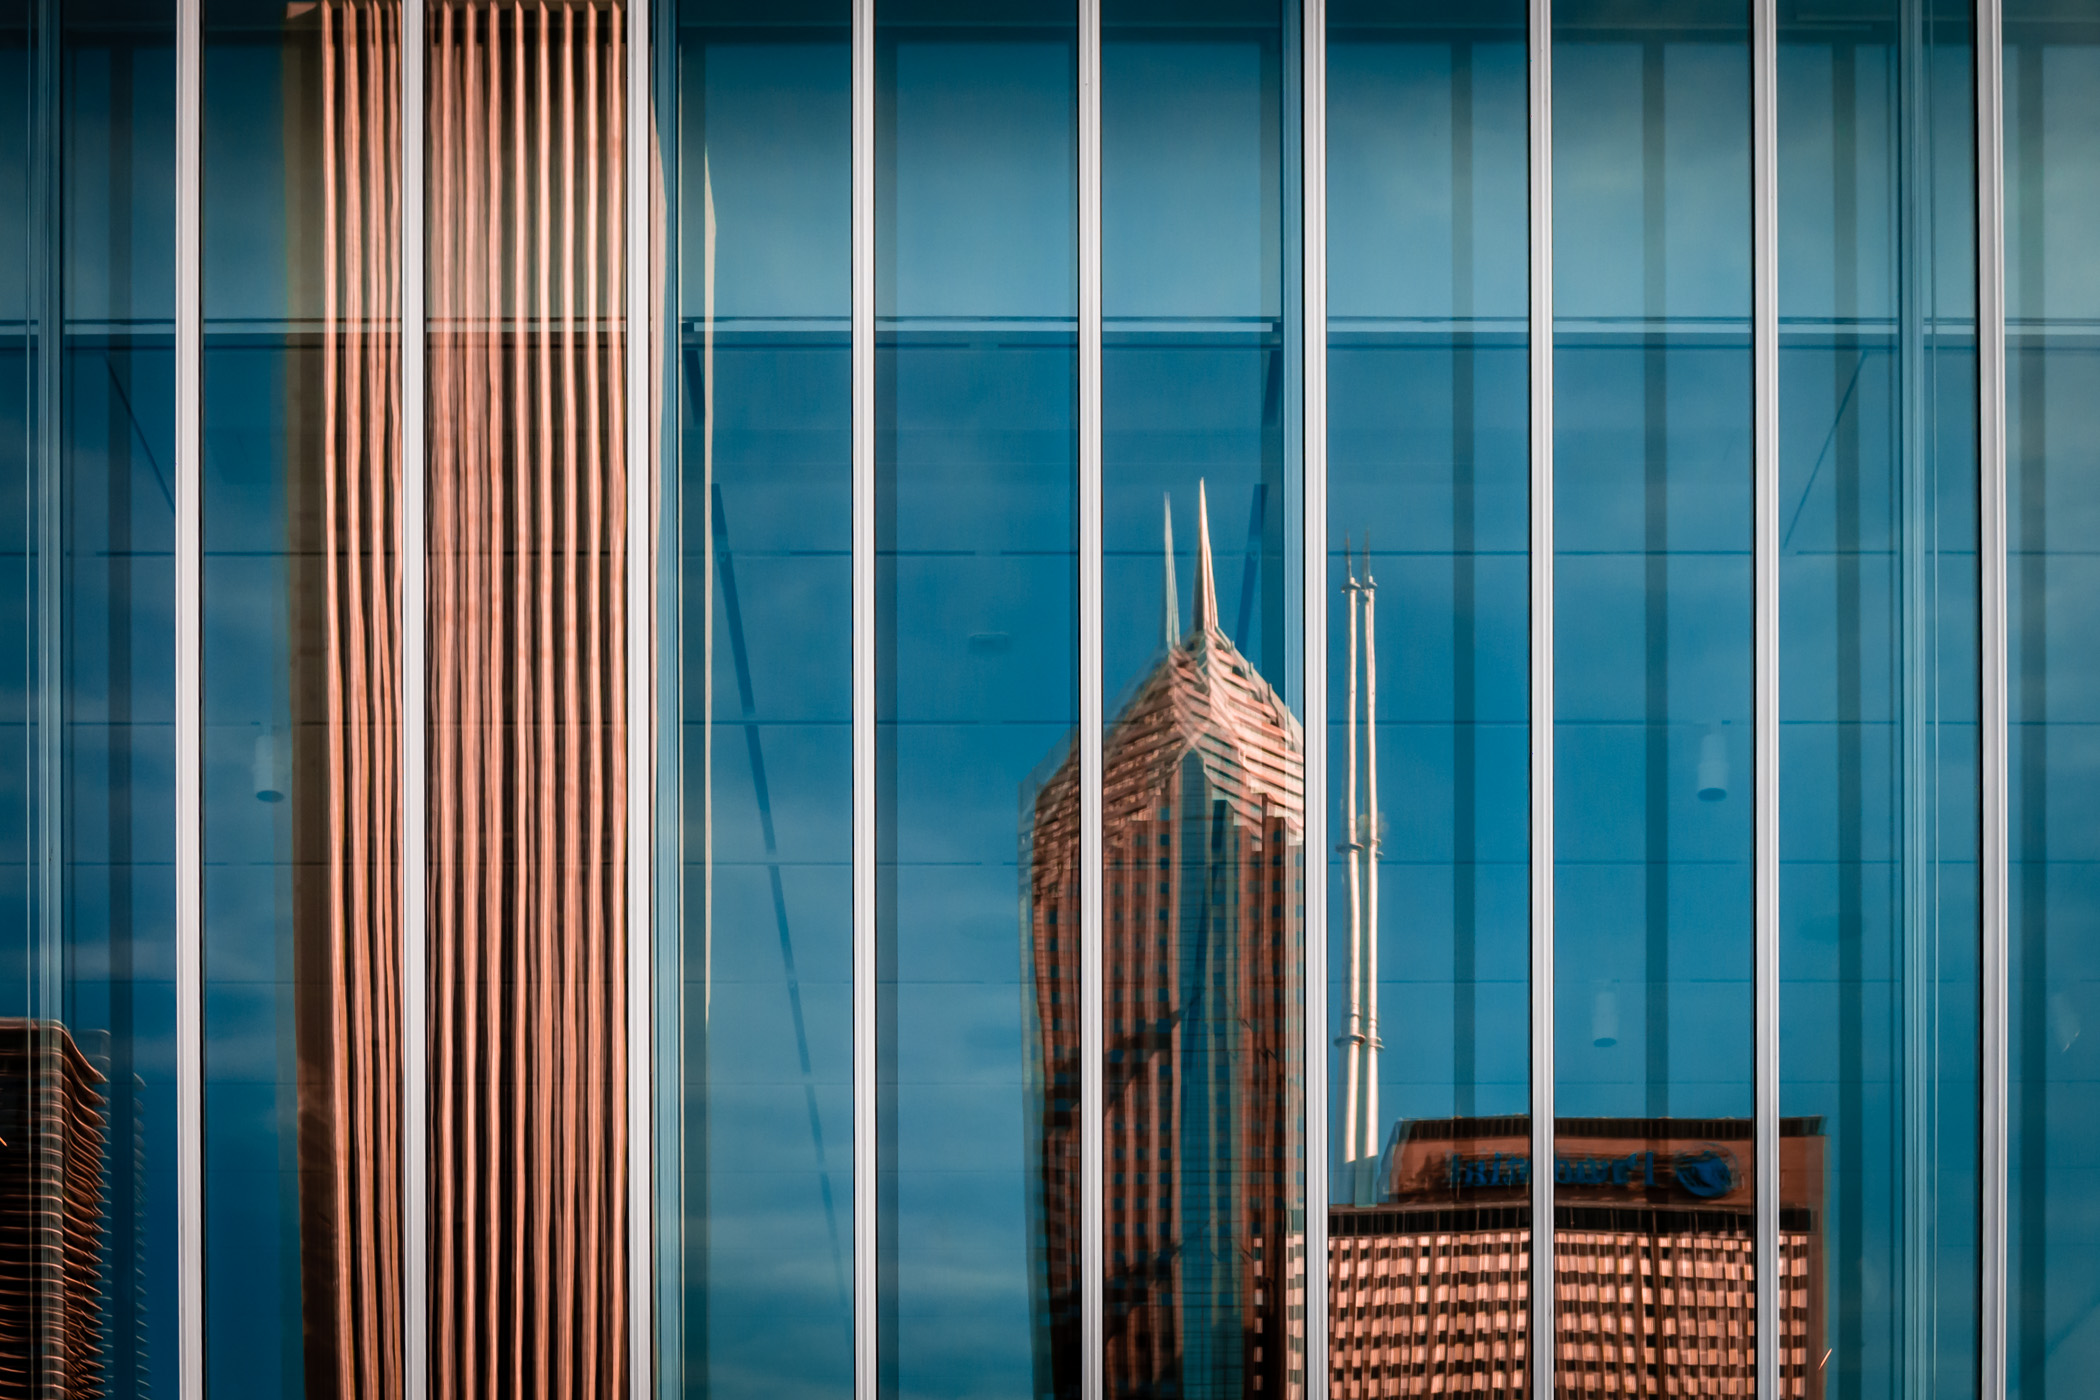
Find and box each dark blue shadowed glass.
[669,4,855,1399]
[1324,0,1531,1387]
[1553,0,1755,1386]
[2,5,179,1400]
[1779,3,1979,1397]
[874,4,1079,1397]
[2008,3,2100,1392]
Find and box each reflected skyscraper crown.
[1024,482,1305,1400]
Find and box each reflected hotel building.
[1329,1117,1826,1398]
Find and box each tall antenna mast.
[1162,494,1179,648]
[1340,538,1364,1196]
[1361,536,1382,1174]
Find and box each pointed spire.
[1163,494,1180,648]
[1192,478,1219,637]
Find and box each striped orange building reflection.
[425,2,634,1397]
[1026,486,1308,1400]
[1328,1116,1826,1398]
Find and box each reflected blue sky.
[1777,5,1981,1397]
[876,7,1079,1399]
[1325,2,1529,1188]
[675,5,856,1400]
[1553,3,1753,1127]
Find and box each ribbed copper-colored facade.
[297,7,407,1399]
[426,3,631,1397]
[1027,488,1307,1400]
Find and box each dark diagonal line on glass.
[712,482,848,1312]
[105,350,174,515]
[1783,347,1869,552]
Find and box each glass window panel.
[63,6,181,1400]
[1100,2,1304,1396]
[668,4,854,1399]
[1324,0,1532,1391]
[1552,0,1755,1389]
[2,5,179,1399]
[201,2,402,1391]
[1778,4,1979,1398]
[874,4,1079,1397]
[2008,3,2100,1392]
[0,5,27,1039]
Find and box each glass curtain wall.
[1778,3,1980,1398]
[2008,2,2100,1392]
[2,3,178,1397]
[200,2,404,1394]
[1100,2,1304,1396]
[873,4,1079,1398]
[666,3,854,1399]
[1322,0,1531,1392]
[1552,0,1756,1391]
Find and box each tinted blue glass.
[1325,0,1529,1162]
[0,3,27,1045]
[1323,0,1530,1385]
[202,2,401,1392]
[1553,0,1754,1384]
[0,6,178,1398]
[1100,2,1303,1395]
[874,5,1078,1396]
[2008,4,2100,1392]
[61,7,181,1399]
[670,5,853,1399]
[1779,4,1979,1396]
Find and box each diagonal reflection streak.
[709,481,849,1312]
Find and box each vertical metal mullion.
[628,0,658,1394]
[1078,0,1103,1395]
[1527,0,1555,1395]
[1976,0,2009,1395]
[1299,0,1327,1394]
[1751,0,1780,1393]
[175,1,203,1398]
[402,0,430,1395]
[852,0,876,1397]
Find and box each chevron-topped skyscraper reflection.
[1025,485,1308,1400]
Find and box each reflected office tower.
[1025,485,1306,1400]
[1336,541,1382,1207]
[0,1021,110,1400]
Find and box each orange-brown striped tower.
[1024,483,1307,1400]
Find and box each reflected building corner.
[1026,483,1308,1400]
[0,1020,117,1400]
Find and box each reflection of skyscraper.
[1326,1115,1826,1398]
[0,1020,110,1400]
[1024,485,1305,1400]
